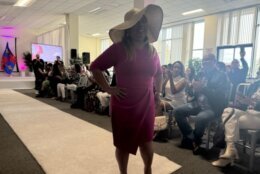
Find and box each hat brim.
[109,4,163,43]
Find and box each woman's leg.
[57,83,62,98]
[139,141,154,174]
[223,108,246,143]
[115,148,129,174]
[67,84,77,102]
[60,84,66,100]
[239,110,260,130]
[220,108,246,159]
[213,109,259,167]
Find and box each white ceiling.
[0,0,259,37]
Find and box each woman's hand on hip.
[106,86,126,101]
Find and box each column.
[203,15,218,55]
[65,14,79,66]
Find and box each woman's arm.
[169,76,186,94]
[154,72,163,96]
[91,69,126,100]
[154,72,163,114]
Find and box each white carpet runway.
[0,89,181,174]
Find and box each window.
[161,28,172,65]
[171,25,183,62]
[253,8,260,77]
[216,7,257,77]
[217,7,256,46]
[159,25,183,65]
[192,21,205,59]
[101,38,111,52]
[100,38,113,74]
[217,44,253,76]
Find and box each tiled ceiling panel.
[0,0,259,36]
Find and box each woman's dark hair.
[187,66,195,81]
[172,61,185,77]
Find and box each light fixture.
[182,9,204,16]
[14,0,37,7]
[88,7,101,13]
[92,33,101,37]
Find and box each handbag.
[154,103,169,131]
[213,108,235,148]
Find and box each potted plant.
[22,52,33,76]
[188,58,202,79]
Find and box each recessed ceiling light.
[92,33,101,37]
[14,0,37,7]
[182,9,204,16]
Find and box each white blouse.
[164,76,186,108]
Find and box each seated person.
[212,80,260,167]
[71,69,96,108]
[228,48,249,101]
[40,63,53,97]
[161,61,187,110]
[95,73,117,114]
[174,54,229,154]
[65,64,82,102]
[56,64,73,101]
[50,61,67,97]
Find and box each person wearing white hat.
[90,4,163,174]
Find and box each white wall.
[16,29,37,71]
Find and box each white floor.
[0,89,181,174]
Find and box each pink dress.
[90,42,162,154]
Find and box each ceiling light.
[92,33,100,37]
[182,9,204,16]
[88,7,101,13]
[14,0,36,7]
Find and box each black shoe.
[180,138,193,149]
[153,136,168,143]
[71,103,80,109]
[192,142,201,155]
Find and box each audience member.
[174,54,229,154]
[32,54,45,96]
[212,80,260,167]
[71,67,96,109]
[228,47,249,101]
[40,63,53,97]
[56,63,81,102]
[185,66,195,84]
[161,61,187,110]
[216,61,226,73]
[50,59,67,97]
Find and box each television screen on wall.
[32,43,63,63]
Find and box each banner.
[1,42,16,74]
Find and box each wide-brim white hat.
[109,4,163,43]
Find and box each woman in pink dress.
[90,4,163,174]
